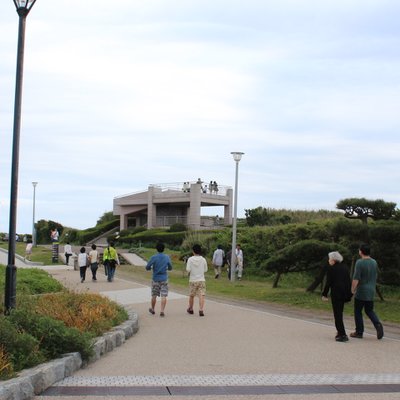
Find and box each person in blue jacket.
[146,242,172,317]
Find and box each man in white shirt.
[235,244,244,280]
[186,244,208,316]
[64,242,73,266]
[212,245,225,279]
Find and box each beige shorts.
[189,281,206,297]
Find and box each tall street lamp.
[230,152,244,282]
[32,182,38,246]
[5,0,37,313]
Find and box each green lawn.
[0,242,62,265]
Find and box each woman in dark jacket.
[322,251,352,342]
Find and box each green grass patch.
[0,242,62,265]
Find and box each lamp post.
[5,0,37,313]
[230,151,244,282]
[32,182,38,246]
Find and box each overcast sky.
[1,0,399,234]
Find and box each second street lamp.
[32,182,38,246]
[230,152,244,282]
[5,0,37,313]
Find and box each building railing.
[155,215,224,228]
[115,182,232,200]
[150,181,231,197]
[156,216,188,227]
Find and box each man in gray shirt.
[350,243,384,340]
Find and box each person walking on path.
[25,240,33,261]
[212,244,225,279]
[78,247,89,283]
[322,251,353,342]
[186,244,208,317]
[88,244,99,281]
[350,243,384,340]
[103,242,120,282]
[64,242,73,266]
[235,244,244,280]
[146,242,172,317]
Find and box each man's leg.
[199,294,205,311]
[353,298,365,334]
[151,296,157,310]
[237,262,243,279]
[160,296,167,313]
[364,300,384,339]
[332,298,346,336]
[188,295,194,310]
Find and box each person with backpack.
[78,247,89,283]
[103,242,120,282]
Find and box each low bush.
[34,292,127,336]
[117,229,186,248]
[0,266,128,380]
[169,223,187,232]
[8,309,93,361]
[0,345,13,380]
[0,316,45,372]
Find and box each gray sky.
[1,0,399,234]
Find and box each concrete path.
[1,249,400,399]
[24,263,400,400]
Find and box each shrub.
[8,308,94,361]
[0,266,129,380]
[169,223,187,232]
[0,316,45,371]
[17,268,64,295]
[35,292,128,336]
[0,345,13,380]
[118,230,186,248]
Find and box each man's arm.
[351,279,359,294]
[186,258,191,273]
[146,256,153,271]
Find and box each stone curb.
[0,310,139,400]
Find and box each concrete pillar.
[225,188,233,225]
[147,186,156,228]
[120,214,128,231]
[188,183,201,229]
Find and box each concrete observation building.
[113,181,233,231]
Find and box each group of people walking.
[66,239,384,342]
[146,242,208,317]
[212,244,243,280]
[322,243,384,342]
[65,242,120,283]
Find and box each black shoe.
[199,310,205,317]
[215,274,219,279]
[149,308,155,315]
[187,308,194,315]
[376,323,384,340]
[350,332,363,339]
[335,335,349,342]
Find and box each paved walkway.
[1,251,400,399]
[26,263,400,400]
